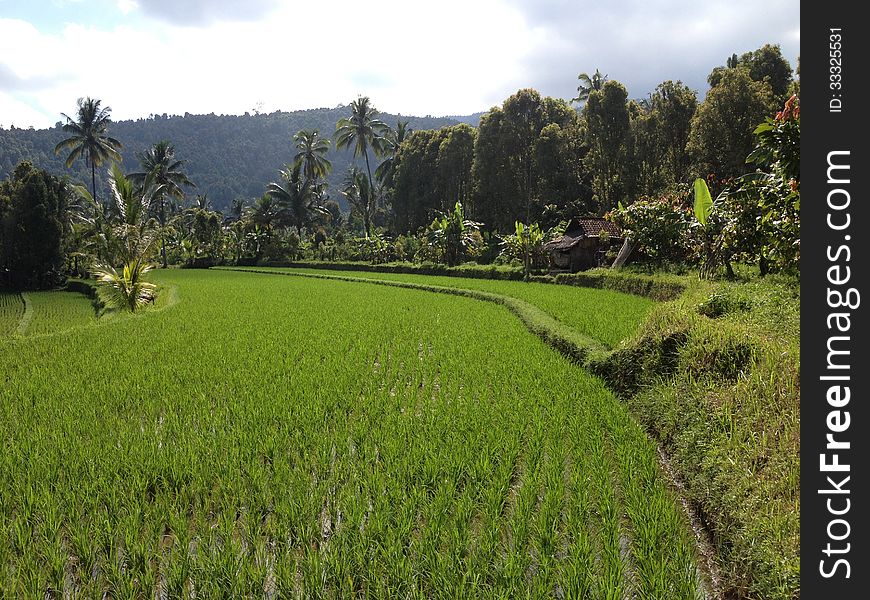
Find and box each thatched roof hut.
[544,217,623,272]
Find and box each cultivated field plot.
[0,290,97,339]
[0,270,701,598]
[0,291,25,337]
[226,267,656,348]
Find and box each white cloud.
[1,0,799,130]
[117,0,139,16]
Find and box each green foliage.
[697,290,751,318]
[499,221,546,280]
[266,162,328,236]
[583,81,631,214]
[719,95,801,274]
[53,97,123,204]
[708,44,793,104]
[422,201,482,266]
[126,140,195,267]
[1,107,464,213]
[572,69,608,103]
[93,257,157,312]
[592,277,800,599]
[292,129,332,184]
[693,178,713,226]
[0,162,68,289]
[334,96,390,193]
[391,125,476,233]
[687,68,775,181]
[472,90,585,230]
[339,166,380,238]
[610,193,692,264]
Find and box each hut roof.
[544,235,583,251]
[545,217,622,252]
[565,217,622,239]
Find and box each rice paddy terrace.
[1,269,707,598]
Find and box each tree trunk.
[611,237,635,268]
[91,161,97,205]
[160,197,168,268]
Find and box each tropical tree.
[104,163,160,266]
[127,140,195,267]
[93,258,157,312]
[375,120,411,187]
[472,90,582,230]
[572,69,608,103]
[292,129,333,186]
[424,201,482,266]
[266,163,328,235]
[583,80,631,214]
[229,198,246,221]
[335,96,389,193]
[687,68,774,181]
[339,166,379,238]
[88,164,161,311]
[53,97,123,205]
[0,162,69,288]
[500,221,545,281]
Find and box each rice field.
[0,269,703,598]
[222,266,656,348]
[0,290,97,338]
[0,292,25,337]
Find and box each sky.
[0,0,800,130]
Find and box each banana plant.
[692,178,729,279]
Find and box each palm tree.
[69,163,160,267]
[128,140,195,267]
[334,96,389,193]
[292,129,332,186]
[572,69,608,103]
[93,258,157,313]
[340,166,379,238]
[106,162,160,265]
[230,198,245,221]
[266,163,328,235]
[54,97,123,205]
[375,120,411,187]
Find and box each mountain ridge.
[0,106,483,212]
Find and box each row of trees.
[2,43,798,290]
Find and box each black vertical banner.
[802,3,868,597]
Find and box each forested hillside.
[0,107,469,212]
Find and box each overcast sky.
[0,0,799,129]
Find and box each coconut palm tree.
[375,120,411,187]
[54,97,123,205]
[572,69,608,103]
[334,96,389,193]
[93,258,157,313]
[266,163,328,235]
[127,140,195,267]
[292,129,332,186]
[340,166,379,238]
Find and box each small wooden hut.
[544,217,623,272]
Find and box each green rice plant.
[0,269,703,597]
[223,265,655,348]
[0,291,25,337]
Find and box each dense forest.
[0,107,477,212]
